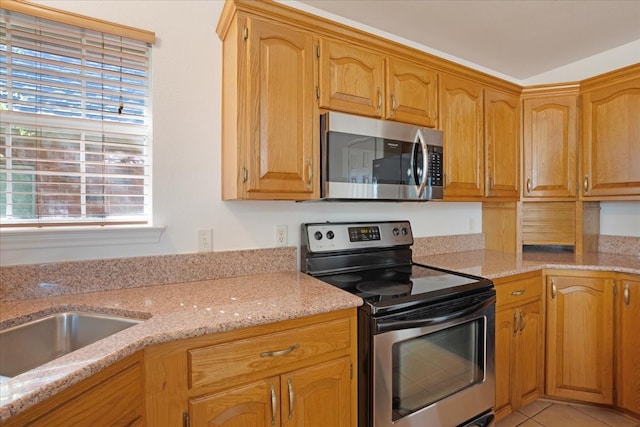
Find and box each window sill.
[0,225,165,250]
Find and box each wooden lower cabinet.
[189,357,351,427]
[2,352,144,427]
[494,272,544,420]
[616,276,640,416]
[145,309,357,427]
[545,271,615,404]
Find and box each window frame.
[1,0,155,228]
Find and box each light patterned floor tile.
[495,410,527,427]
[532,403,610,427]
[518,420,545,427]
[570,403,640,427]
[518,400,554,418]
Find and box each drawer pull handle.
[288,378,295,419]
[551,279,557,300]
[261,343,300,358]
[513,311,519,336]
[270,384,277,426]
[519,310,526,334]
[510,289,525,296]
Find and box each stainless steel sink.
[0,311,142,378]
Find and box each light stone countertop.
[0,271,363,422]
[414,249,640,280]
[1,248,639,421]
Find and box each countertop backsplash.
[598,235,640,256]
[0,247,296,302]
[2,233,637,302]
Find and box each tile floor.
[495,399,640,427]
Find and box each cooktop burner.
[356,281,412,296]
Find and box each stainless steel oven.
[301,221,496,427]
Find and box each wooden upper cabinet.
[318,39,385,118]
[439,75,484,199]
[581,70,640,199]
[220,15,318,200]
[484,89,520,199]
[385,58,438,127]
[522,92,578,199]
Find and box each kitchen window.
[0,1,155,227]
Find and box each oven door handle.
[375,296,495,334]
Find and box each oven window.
[391,318,485,421]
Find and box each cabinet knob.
[583,175,589,192]
[306,160,313,189]
[551,279,557,300]
[526,177,531,194]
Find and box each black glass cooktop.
[316,263,492,313]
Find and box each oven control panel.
[302,221,413,253]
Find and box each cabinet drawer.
[188,317,351,389]
[496,276,542,307]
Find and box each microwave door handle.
[414,129,429,198]
[375,296,495,334]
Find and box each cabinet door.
[514,300,543,407]
[386,58,438,127]
[3,354,144,427]
[190,378,279,427]
[281,357,351,427]
[484,89,519,199]
[494,308,516,419]
[581,78,640,198]
[319,39,384,118]
[546,275,614,403]
[245,18,317,199]
[522,95,577,198]
[440,75,484,199]
[617,278,640,416]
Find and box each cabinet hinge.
[242,25,248,41]
[183,411,190,427]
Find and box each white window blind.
[0,6,152,227]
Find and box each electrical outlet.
[275,225,288,247]
[198,229,213,252]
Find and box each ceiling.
[296,0,640,82]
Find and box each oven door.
[372,292,495,427]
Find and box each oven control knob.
[401,227,408,236]
[326,230,335,240]
[393,227,400,236]
[314,231,323,241]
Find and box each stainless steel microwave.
[320,112,443,201]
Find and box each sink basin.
[0,311,143,378]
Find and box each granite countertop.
[1,248,639,421]
[0,271,362,422]
[414,249,640,280]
